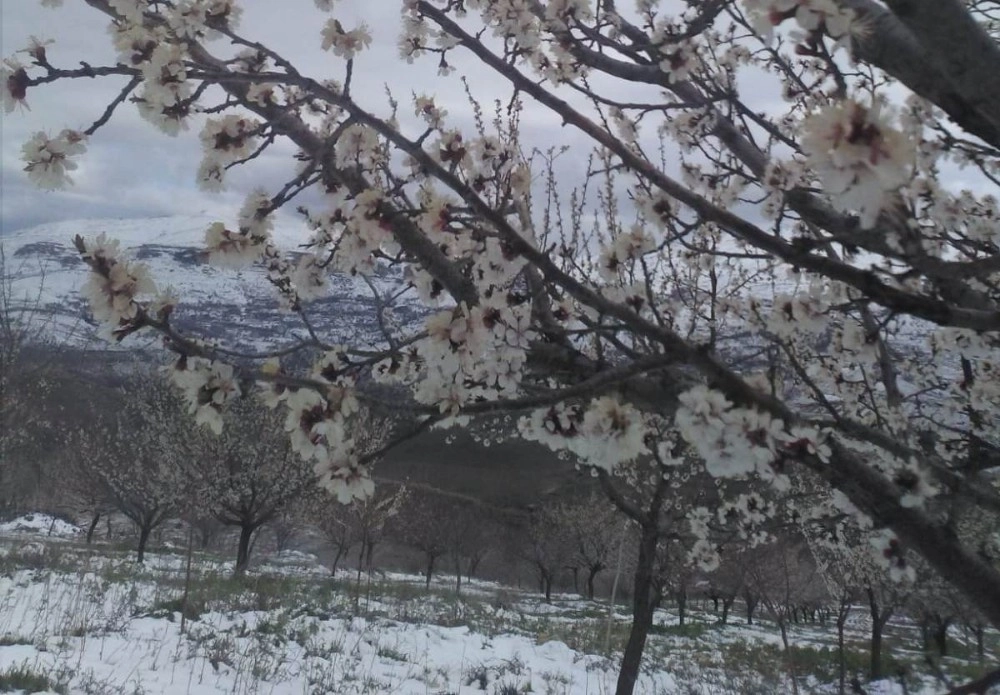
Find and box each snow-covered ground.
[0,523,996,694]
[0,514,81,539]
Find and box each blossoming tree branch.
[7,0,1000,634]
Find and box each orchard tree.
[522,503,576,603]
[74,374,191,562]
[62,419,116,544]
[395,489,452,589]
[557,492,622,600]
[185,396,316,575]
[394,489,494,591]
[446,500,495,591]
[808,518,913,684]
[0,250,70,515]
[10,0,1000,693]
[310,485,360,576]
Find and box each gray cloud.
[1,1,741,237]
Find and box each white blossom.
[870,528,916,583]
[79,233,156,330]
[801,98,913,228]
[3,58,30,113]
[168,357,241,434]
[21,129,86,190]
[321,20,372,59]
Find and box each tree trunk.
[932,620,950,657]
[614,522,659,695]
[870,624,884,681]
[198,526,212,550]
[467,554,483,581]
[85,511,101,544]
[974,623,985,661]
[136,522,152,563]
[721,595,735,625]
[745,589,758,625]
[778,619,790,651]
[543,573,552,603]
[234,523,255,576]
[454,556,462,595]
[356,541,365,588]
[587,565,600,601]
[836,597,851,695]
[676,588,687,627]
[425,553,435,590]
[331,545,345,576]
[867,588,889,681]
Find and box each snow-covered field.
[0,517,996,694]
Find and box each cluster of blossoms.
[328,188,399,276]
[289,253,329,301]
[21,129,87,190]
[204,190,274,268]
[686,508,722,571]
[598,225,657,281]
[925,187,1000,248]
[675,385,782,482]
[137,42,194,135]
[661,108,717,152]
[204,222,265,268]
[119,20,196,137]
[167,0,241,40]
[870,528,916,583]
[519,396,649,471]
[759,159,809,220]
[414,94,447,129]
[335,124,386,168]
[763,286,830,339]
[404,299,532,414]
[801,98,914,228]
[718,493,775,546]
[197,116,262,191]
[674,385,834,488]
[743,0,855,43]
[321,19,372,60]
[656,39,698,84]
[168,356,241,434]
[259,355,372,503]
[78,233,156,334]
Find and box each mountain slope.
[2,215,422,352]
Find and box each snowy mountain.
[2,215,424,355]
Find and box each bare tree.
[0,248,68,516]
[349,484,408,598]
[186,397,316,575]
[73,375,190,562]
[394,490,452,589]
[557,493,621,600]
[311,487,359,577]
[522,504,575,604]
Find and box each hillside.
[2,216,577,509]
[2,215,422,352]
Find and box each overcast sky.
[1,0,611,235]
